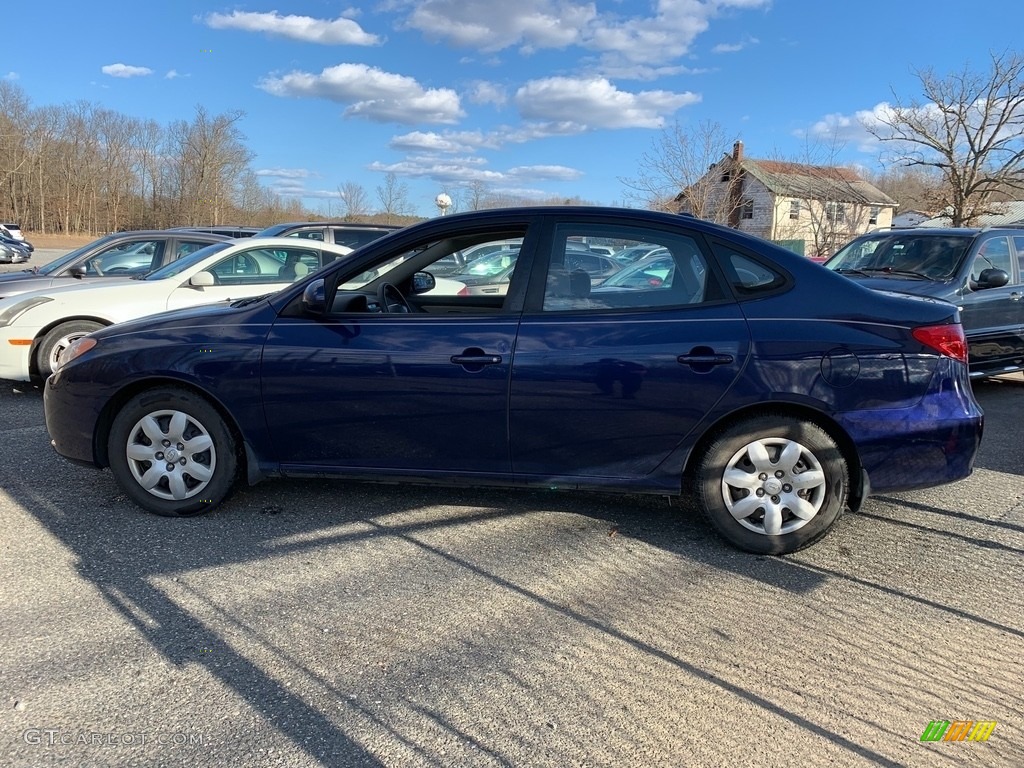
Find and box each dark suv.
[253,222,400,250]
[825,227,1024,379]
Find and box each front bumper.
[0,328,35,381]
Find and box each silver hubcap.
[721,437,826,536]
[48,332,89,368]
[125,409,216,501]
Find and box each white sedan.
[0,238,354,382]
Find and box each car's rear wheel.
[696,415,847,555]
[37,320,104,379]
[108,387,238,517]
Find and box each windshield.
[143,242,232,280]
[457,250,520,278]
[252,224,293,238]
[36,236,122,275]
[601,255,676,288]
[826,234,973,279]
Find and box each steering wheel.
[378,283,412,314]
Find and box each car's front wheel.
[37,320,104,378]
[696,415,847,555]
[108,387,238,516]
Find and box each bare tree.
[621,120,739,216]
[865,50,1024,226]
[461,179,489,211]
[375,172,412,224]
[863,165,943,215]
[338,181,370,220]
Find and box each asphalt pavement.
[0,249,1022,767]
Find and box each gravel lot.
[1,251,1022,767]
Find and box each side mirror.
[69,265,87,279]
[411,271,436,294]
[189,271,215,288]
[302,278,327,315]
[977,268,1010,289]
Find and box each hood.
[0,271,43,283]
[94,297,273,340]
[832,273,958,300]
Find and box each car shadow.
[3,382,1021,765]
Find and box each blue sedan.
[44,207,983,554]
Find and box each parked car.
[448,248,521,295]
[0,223,34,252]
[43,207,982,555]
[824,227,1024,379]
[0,237,354,381]
[253,221,400,250]
[0,237,30,264]
[0,231,232,301]
[166,226,260,238]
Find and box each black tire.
[695,415,847,555]
[108,387,239,517]
[37,320,104,378]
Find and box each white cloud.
[203,11,380,46]
[256,168,318,179]
[367,156,582,186]
[468,81,507,106]
[259,63,464,124]
[101,63,154,78]
[390,131,494,153]
[712,36,758,54]
[804,104,891,153]
[515,76,700,129]
[404,0,594,52]
[165,69,190,79]
[2,72,18,81]
[398,0,770,71]
[506,165,583,181]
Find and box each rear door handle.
[677,353,734,366]
[450,354,502,365]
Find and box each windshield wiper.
[834,267,872,277]
[855,267,937,280]
[229,294,272,308]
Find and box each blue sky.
[5,1,1023,216]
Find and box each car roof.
[98,230,234,239]
[257,221,401,233]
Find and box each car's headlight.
[0,296,53,327]
[55,336,98,370]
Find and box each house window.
[741,200,754,220]
[720,170,732,183]
[826,202,846,224]
[869,206,880,225]
[789,200,800,220]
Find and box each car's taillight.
[457,286,470,296]
[912,323,968,364]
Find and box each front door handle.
[450,347,502,372]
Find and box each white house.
[678,142,898,258]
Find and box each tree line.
[0,82,316,235]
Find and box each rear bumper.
[837,360,983,494]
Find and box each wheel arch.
[28,315,112,379]
[682,402,866,510]
[93,377,251,482]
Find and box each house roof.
[918,200,1024,227]
[738,159,898,207]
